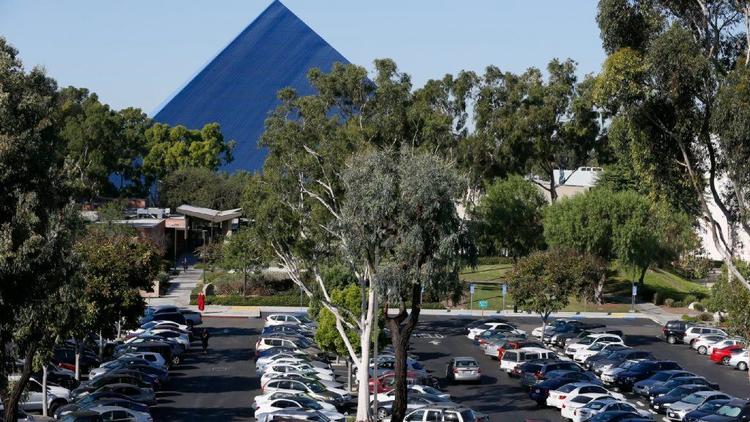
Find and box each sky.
[0,1,605,114]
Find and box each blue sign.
[479,300,489,309]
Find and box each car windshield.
[307,382,326,393]
[698,400,728,411]
[557,384,578,393]
[572,396,594,404]
[649,373,670,381]
[298,399,322,410]
[620,361,638,369]
[630,362,651,371]
[585,400,615,410]
[456,360,478,367]
[668,387,691,397]
[421,386,441,395]
[681,394,705,405]
[579,337,595,345]
[297,316,312,324]
[716,405,742,417]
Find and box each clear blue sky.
[0,0,605,114]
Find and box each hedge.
[190,293,309,306]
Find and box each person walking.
[182,257,188,272]
[201,328,210,354]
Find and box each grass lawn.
[459,263,512,283]
[606,265,709,301]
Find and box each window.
[27,380,42,393]
[426,410,442,422]
[273,400,297,408]
[406,410,425,421]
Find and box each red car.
[368,371,432,393]
[710,345,745,365]
[497,340,545,360]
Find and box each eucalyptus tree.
[244,60,474,421]
[473,59,602,201]
[595,0,750,289]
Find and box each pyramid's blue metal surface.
[153,1,349,172]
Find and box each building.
[152,1,350,172]
[534,167,602,202]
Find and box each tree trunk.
[355,286,377,422]
[387,284,422,422]
[42,365,48,417]
[74,343,80,381]
[541,316,547,343]
[4,345,36,422]
[243,270,248,297]
[549,168,558,202]
[638,266,647,285]
[595,273,605,305]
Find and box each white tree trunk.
[356,287,377,422]
[74,350,80,381]
[42,365,48,417]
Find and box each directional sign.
[502,284,507,295]
[479,300,489,309]
[632,284,638,296]
[470,284,475,294]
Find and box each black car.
[683,399,731,422]
[115,341,177,366]
[52,348,100,374]
[71,374,152,400]
[32,363,80,390]
[651,385,715,413]
[141,311,187,326]
[662,320,690,344]
[700,399,750,422]
[633,370,695,397]
[592,350,655,374]
[262,324,314,338]
[582,345,631,369]
[552,325,617,348]
[589,411,642,422]
[59,410,103,422]
[609,360,682,391]
[648,377,719,399]
[518,360,585,387]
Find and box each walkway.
[148,266,202,308]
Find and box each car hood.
[669,401,697,412]
[48,385,71,399]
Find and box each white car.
[683,326,727,345]
[256,355,330,374]
[256,337,314,354]
[706,338,744,356]
[262,362,335,380]
[499,347,558,374]
[560,393,612,420]
[546,383,623,409]
[666,391,732,421]
[261,378,350,405]
[145,328,191,349]
[691,335,727,355]
[252,391,337,412]
[571,397,651,422]
[728,349,748,370]
[573,342,625,363]
[254,396,345,421]
[265,314,315,328]
[261,372,341,389]
[467,323,525,340]
[130,320,191,335]
[90,405,153,422]
[8,377,70,414]
[118,352,168,369]
[370,385,450,402]
[565,334,624,357]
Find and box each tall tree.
[158,167,249,210]
[472,176,546,258]
[245,60,475,421]
[0,38,81,422]
[222,229,264,296]
[595,0,750,289]
[473,59,603,201]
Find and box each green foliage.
[143,122,235,181]
[472,176,545,258]
[509,248,605,319]
[544,188,695,282]
[664,298,675,307]
[193,293,309,306]
[321,263,358,292]
[158,167,249,210]
[706,262,750,339]
[673,250,712,281]
[315,285,362,356]
[596,0,663,54]
[221,230,264,296]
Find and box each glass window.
[406,410,425,421]
[426,410,442,422]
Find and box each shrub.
[698,312,713,322]
[683,294,697,306]
[664,298,675,307]
[477,256,513,266]
[652,292,663,306]
[190,292,309,306]
[692,302,705,312]
[673,301,684,307]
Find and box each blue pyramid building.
[153,1,350,172]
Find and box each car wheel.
[172,355,181,366]
[738,361,748,371]
[377,408,388,419]
[722,356,730,365]
[667,335,677,344]
[698,346,707,355]
[48,399,66,415]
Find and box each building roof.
[176,205,242,223]
[152,0,350,172]
[112,219,165,229]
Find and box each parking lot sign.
[479,300,488,309]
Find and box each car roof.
[517,347,553,353]
[89,406,135,413]
[690,391,728,397]
[453,356,477,361]
[586,333,620,338]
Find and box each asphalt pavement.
[151,315,750,422]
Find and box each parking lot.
[151,315,749,421]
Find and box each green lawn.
[607,265,709,301]
[459,263,512,283]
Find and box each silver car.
[446,357,481,383]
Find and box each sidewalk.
[147,266,202,308]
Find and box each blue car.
[651,384,715,413]
[633,370,694,396]
[683,399,731,422]
[609,360,682,391]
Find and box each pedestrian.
[182,257,188,272]
[201,328,210,354]
[197,292,205,312]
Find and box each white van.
[500,347,559,374]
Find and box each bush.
[692,302,705,312]
[673,301,684,308]
[477,256,513,266]
[664,298,675,307]
[683,294,698,306]
[698,312,714,322]
[190,292,309,306]
[652,292,663,306]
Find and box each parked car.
[558,328,625,349]
[32,364,79,390]
[710,346,745,366]
[566,334,625,358]
[692,335,728,355]
[575,342,630,363]
[591,350,654,375]
[468,323,524,341]
[371,385,450,402]
[10,377,70,414]
[666,391,732,421]
[179,309,202,326]
[682,399,731,422]
[572,397,650,422]
[252,391,338,414]
[663,321,691,344]
[114,342,178,366]
[261,362,335,380]
[373,393,454,419]
[70,374,152,401]
[265,314,315,329]
[647,377,719,400]
[369,371,436,393]
[651,385,717,413]
[527,372,602,405]
[255,336,320,357]
[705,339,745,356]
[256,356,330,375]
[262,325,314,338]
[495,339,545,360]
[255,396,345,421]
[683,326,727,346]
[607,360,683,391]
[262,378,350,406]
[140,311,187,326]
[58,410,104,422]
[633,370,696,397]
[546,383,624,409]
[586,410,645,422]
[261,373,342,390]
[256,409,336,422]
[500,347,559,375]
[518,360,585,387]
[404,404,487,422]
[83,384,156,406]
[56,398,150,420]
[446,357,481,383]
[532,319,581,339]
[698,398,750,422]
[728,350,749,371]
[88,405,152,422]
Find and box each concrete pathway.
[148,267,202,308]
